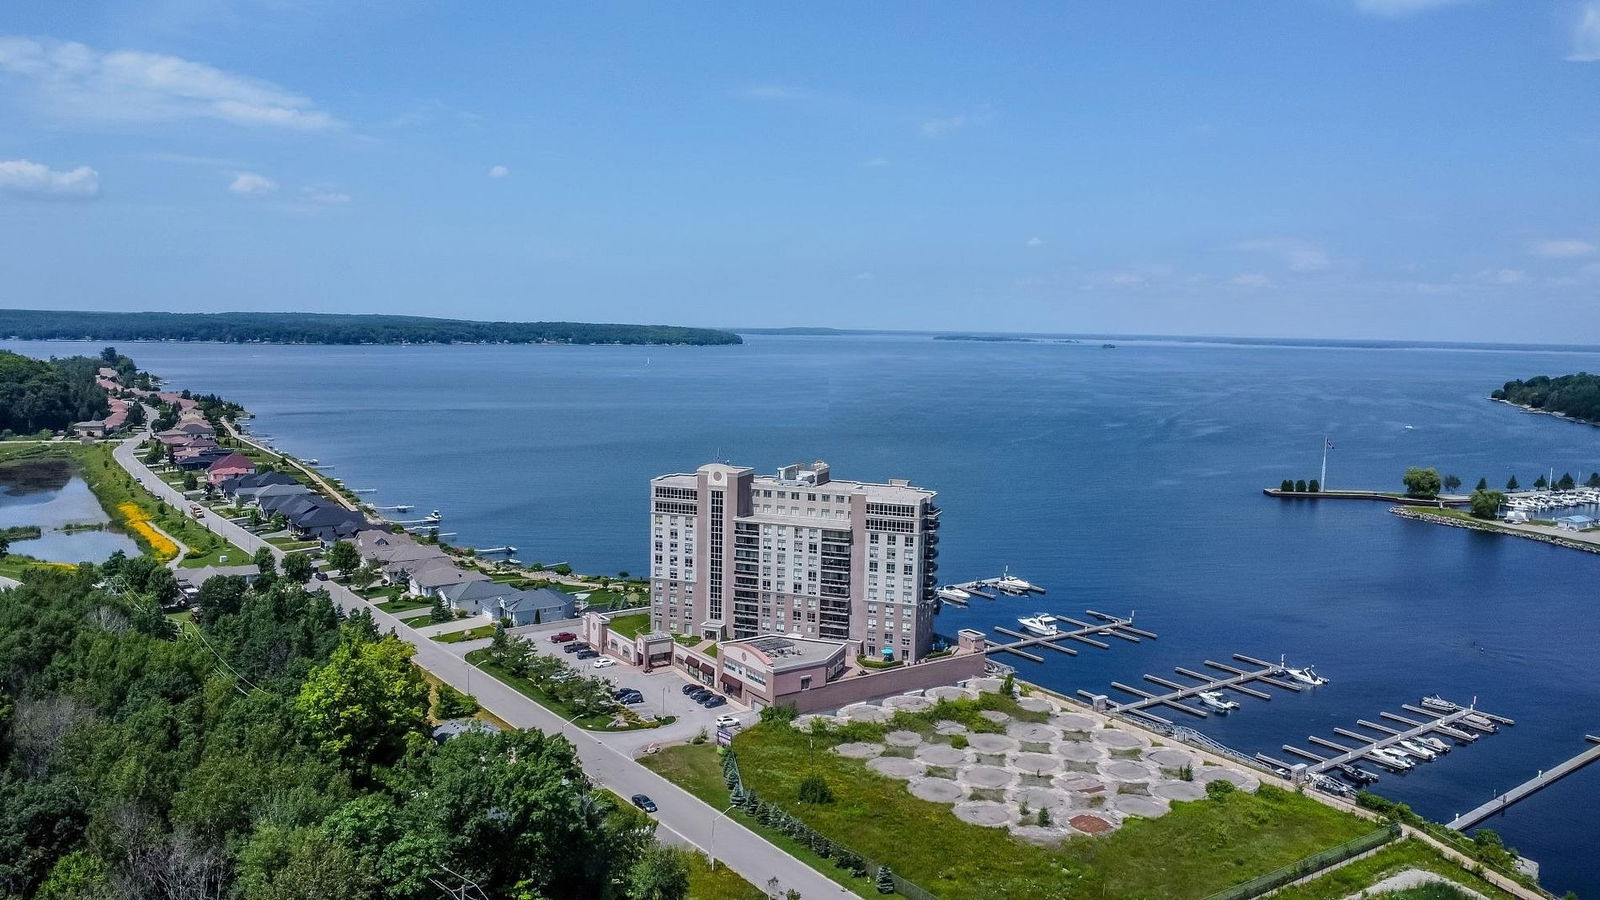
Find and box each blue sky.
[1,1,1598,341]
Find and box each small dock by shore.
[1448,735,1600,831]
[1081,653,1307,726]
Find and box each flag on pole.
[1325,437,1334,450]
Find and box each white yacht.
[1417,736,1451,754]
[1016,614,1061,637]
[1280,657,1329,686]
[424,509,443,523]
[997,568,1040,594]
[1396,739,1437,761]
[1368,747,1414,770]
[1198,690,1240,712]
[937,585,972,602]
[1420,695,1458,713]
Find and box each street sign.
[716,728,733,747]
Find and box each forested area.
[0,310,742,346]
[0,567,687,900]
[1493,373,1600,423]
[0,352,109,434]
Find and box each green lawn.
[376,594,433,613]
[684,854,766,900]
[434,624,497,643]
[648,705,1382,900]
[267,536,321,551]
[177,542,249,568]
[464,649,649,732]
[609,612,651,639]
[1271,839,1515,900]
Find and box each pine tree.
[875,865,896,894]
[1476,477,1488,491]
[1507,475,1520,491]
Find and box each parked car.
[700,695,727,709]
[614,688,642,700]
[689,688,712,702]
[313,571,328,581]
[681,684,702,696]
[714,714,740,729]
[619,693,643,704]
[576,649,599,660]
[562,642,584,654]
[549,631,578,643]
[592,658,616,669]
[630,794,657,813]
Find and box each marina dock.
[1447,736,1600,831]
[984,611,1148,663]
[1275,697,1512,780]
[1082,653,1304,726]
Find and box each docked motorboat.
[1396,739,1437,761]
[1336,763,1380,785]
[997,569,1041,594]
[1198,690,1240,712]
[937,585,972,602]
[1016,614,1061,637]
[1417,736,1451,754]
[424,509,443,523]
[1368,747,1414,770]
[1420,695,1459,713]
[1462,713,1498,733]
[1280,658,1329,686]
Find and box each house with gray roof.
[407,557,490,598]
[438,578,520,617]
[496,587,576,627]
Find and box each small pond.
[0,458,141,564]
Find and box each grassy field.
[684,854,766,900]
[1271,839,1516,900]
[434,624,497,643]
[647,710,1381,900]
[608,612,651,639]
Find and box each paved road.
[112,429,852,899]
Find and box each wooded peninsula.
[0,310,742,347]
[1491,372,1600,424]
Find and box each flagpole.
[1321,435,1328,491]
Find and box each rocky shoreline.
[1389,506,1600,555]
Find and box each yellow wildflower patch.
[117,502,179,561]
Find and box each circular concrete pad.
[1058,743,1105,763]
[1100,759,1156,781]
[952,800,1012,827]
[967,733,1019,754]
[934,720,968,735]
[883,694,932,712]
[1146,748,1198,772]
[1092,728,1149,750]
[839,703,889,723]
[1052,713,1100,732]
[916,744,969,766]
[885,730,923,748]
[867,756,927,779]
[835,742,884,759]
[908,778,965,803]
[1012,785,1070,809]
[1152,780,1207,802]
[1017,696,1054,714]
[980,709,1012,724]
[1008,722,1060,743]
[967,677,1005,693]
[927,685,976,702]
[1115,795,1171,818]
[1056,773,1107,794]
[964,765,1017,789]
[1068,813,1118,835]
[1013,752,1062,775]
[1196,767,1260,792]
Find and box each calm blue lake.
[0,457,140,564]
[7,335,1598,895]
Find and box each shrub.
[1280,479,1294,492]
[949,733,969,750]
[1178,764,1193,782]
[760,703,799,726]
[798,774,835,805]
[1037,807,1050,827]
[1206,779,1237,800]
[433,683,479,719]
[875,865,895,895]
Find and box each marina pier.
[1082,653,1306,726]
[1267,697,1513,781]
[984,611,1149,663]
[1447,735,1600,831]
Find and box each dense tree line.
[1492,373,1600,423]
[0,352,109,434]
[0,567,686,899]
[0,310,742,347]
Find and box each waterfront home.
[234,482,309,507]
[380,550,452,585]
[407,557,489,598]
[497,587,576,626]
[438,579,521,617]
[221,471,300,498]
[174,448,232,470]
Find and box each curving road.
[113,428,853,899]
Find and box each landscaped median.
[643,692,1403,900]
[464,645,668,732]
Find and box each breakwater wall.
[1264,489,1469,507]
[1389,506,1600,556]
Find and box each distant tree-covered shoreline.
[0,309,742,347]
[1492,373,1600,424]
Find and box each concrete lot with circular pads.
[883,694,933,712]
[909,777,966,803]
[1092,728,1150,750]
[1011,752,1062,776]
[979,709,1012,725]
[1099,759,1157,782]
[934,720,968,735]
[885,730,923,747]
[1114,795,1171,818]
[1051,713,1100,733]
[1016,696,1054,714]
[1145,747,1198,773]
[962,765,1017,789]
[1058,742,1106,764]
[952,800,1013,827]
[838,703,890,723]
[835,742,884,759]
[1195,766,1260,792]
[965,677,1005,693]
[915,744,970,766]
[1011,785,1071,809]
[966,733,1019,754]
[1056,773,1108,795]
[925,685,977,702]
[1152,780,1208,802]
[1007,722,1060,743]
[867,756,927,779]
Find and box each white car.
[714,714,741,730]
[591,658,616,669]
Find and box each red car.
[549,631,578,644]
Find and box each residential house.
[72,421,107,439]
[437,579,520,618]
[407,557,489,598]
[497,587,576,627]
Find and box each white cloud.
[228,172,277,196]
[488,165,509,179]
[1568,2,1600,61]
[0,36,339,131]
[0,158,99,198]
[1235,238,1331,271]
[1026,237,1044,248]
[920,114,967,138]
[1353,0,1469,17]
[302,187,350,205]
[1475,268,1527,284]
[1532,238,1595,258]
[1230,272,1272,287]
